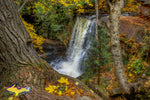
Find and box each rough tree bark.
[0,0,101,100]
[107,0,131,94]
[0,1,65,99]
[0,0,41,72]
[18,0,28,12]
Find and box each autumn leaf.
[58,90,62,96]
[8,96,14,100]
[70,91,75,96]
[90,89,94,93]
[75,82,79,85]
[53,85,59,89]
[78,88,83,94]
[45,85,55,93]
[57,77,69,85]
[65,86,68,91]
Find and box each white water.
[50,16,95,78]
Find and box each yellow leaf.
[45,85,55,93]
[75,82,79,85]
[90,89,94,93]
[53,85,58,89]
[65,86,68,91]
[8,96,13,100]
[57,77,69,85]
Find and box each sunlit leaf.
[75,82,79,85]
[57,77,70,85]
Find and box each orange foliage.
[123,0,140,12]
[45,77,85,99]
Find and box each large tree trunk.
[0,0,102,100]
[0,0,46,89]
[107,0,131,94]
[0,0,40,68]
[0,1,60,99]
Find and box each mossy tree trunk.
[104,0,150,99]
[107,0,131,94]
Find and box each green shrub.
[82,25,111,84]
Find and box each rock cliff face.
[98,16,150,42]
[140,0,150,18]
[120,16,150,42]
[139,6,150,17]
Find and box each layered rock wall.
[98,16,150,42]
[139,0,150,18]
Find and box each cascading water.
[50,16,95,78]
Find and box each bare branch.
[95,0,99,41]
[18,0,28,12]
[120,0,125,8]
[107,0,112,7]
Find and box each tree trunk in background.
[107,0,131,94]
[95,0,99,40]
[95,0,100,85]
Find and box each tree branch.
[107,0,112,7]
[18,0,28,12]
[110,75,150,97]
[120,0,125,8]
[109,88,122,96]
[88,84,110,100]
[95,0,99,41]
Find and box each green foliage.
[128,56,145,76]
[82,25,111,84]
[18,0,71,39]
[132,58,145,74]
[120,32,149,82]
[146,69,150,76]
[142,29,150,60]
[33,0,71,39]
[18,0,94,40]
[122,55,129,65]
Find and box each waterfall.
[50,16,95,78]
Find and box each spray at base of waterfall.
[50,16,96,78]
